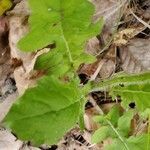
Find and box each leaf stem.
[62,34,73,64]
[89,96,130,150]
[106,120,130,150]
[60,24,73,64]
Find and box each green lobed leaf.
[0,0,12,16]
[92,72,150,111]
[105,134,150,150]
[127,134,150,150]
[93,115,105,123]
[3,76,83,145]
[18,0,103,71]
[117,110,134,137]
[92,126,111,144]
[106,105,121,127]
[112,83,150,111]
[104,138,128,150]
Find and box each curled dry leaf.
[0,92,17,122]
[0,16,11,85]
[8,0,49,94]
[84,0,125,57]
[119,38,150,73]
[0,129,22,150]
[98,45,116,79]
[79,0,122,81]
[79,45,116,82]
[92,0,127,42]
[55,128,99,150]
[86,37,101,56]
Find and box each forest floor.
[0,0,150,150]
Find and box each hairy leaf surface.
[92,72,150,111]
[3,76,83,145]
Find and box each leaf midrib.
[8,102,80,122]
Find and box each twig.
[130,10,150,29]
[89,59,107,81]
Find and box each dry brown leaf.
[86,37,101,56]
[79,45,116,82]
[20,145,40,150]
[0,92,18,122]
[84,0,127,57]
[119,38,150,73]
[0,16,11,85]
[8,0,49,94]
[55,128,99,150]
[92,0,127,43]
[99,45,116,79]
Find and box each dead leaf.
[0,92,18,122]
[99,45,116,79]
[8,0,49,94]
[86,37,101,56]
[0,129,22,150]
[119,38,150,73]
[92,0,127,42]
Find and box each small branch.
[130,10,150,29]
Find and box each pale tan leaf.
[0,129,22,150]
[8,0,49,94]
[119,38,150,73]
[0,93,17,122]
[92,0,127,42]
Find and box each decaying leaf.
[86,37,101,56]
[0,16,12,98]
[119,38,150,73]
[8,0,49,94]
[79,44,116,82]
[92,0,127,42]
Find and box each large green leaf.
[0,0,12,16]
[92,72,150,111]
[18,0,103,69]
[3,76,83,145]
